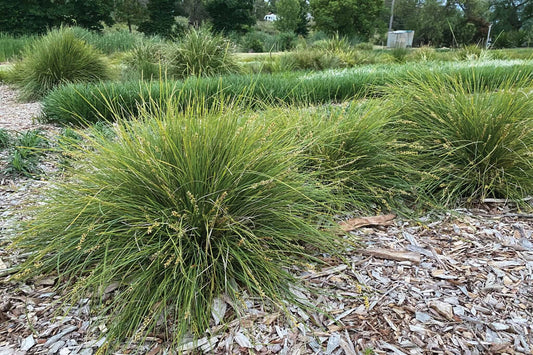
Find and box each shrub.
[7,27,113,100]
[455,44,491,61]
[354,42,374,51]
[390,47,410,63]
[285,49,344,71]
[312,33,352,53]
[165,26,240,79]
[388,73,533,206]
[274,32,297,51]
[408,46,437,62]
[11,94,345,350]
[239,31,269,53]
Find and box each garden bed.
[1,85,532,354]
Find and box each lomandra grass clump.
[166,26,240,78]
[389,73,533,206]
[10,93,346,349]
[283,101,411,212]
[7,27,112,100]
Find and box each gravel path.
[0,84,532,354]
[0,85,42,132]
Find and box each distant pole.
[486,23,493,49]
[389,0,395,31]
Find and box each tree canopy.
[0,0,113,34]
[309,0,383,38]
[205,0,256,33]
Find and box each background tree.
[253,0,270,20]
[113,0,149,33]
[309,0,383,38]
[205,0,255,33]
[138,0,177,38]
[61,0,114,31]
[178,0,209,27]
[0,0,113,34]
[490,0,533,46]
[295,0,310,36]
[275,0,300,32]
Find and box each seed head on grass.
[166,26,240,79]
[278,101,413,213]
[10,91,346,350]
[387,72,533,206]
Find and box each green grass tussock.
[276,101,412,212]
[41,59,533,125]
[11,95,346,349]
[388,73,533,206]
[165,26,240,79]
[0,33,36,62]
[7,26,113,100]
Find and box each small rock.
[59,348,70,355]
[44,325,78,346]
[93,337,106,348]
[453,306,465,316]
[211,297,226,326]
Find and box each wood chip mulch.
[1,84,532,354]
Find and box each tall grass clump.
[41,59,533,125]
[290,101,412,212]
[10,91,346,349]
[7,27,113,100]
[388,73,533,206]
[0,33,36,62]
[166,26,240,79]
[122,41,166,80]
[70,27,142,54]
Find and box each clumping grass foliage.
[11,93,346,350]
[0,128,10,149]
[389,73,533,206]
[7,26,113,100]
[272,101,412,212]
[4,129,48,176]
[166,26,240,78]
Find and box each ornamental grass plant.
[166,26,240,79]
[388,72,533,206]
[7,26,113,100]
[286,101,412,212]
[10,90,347,350]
